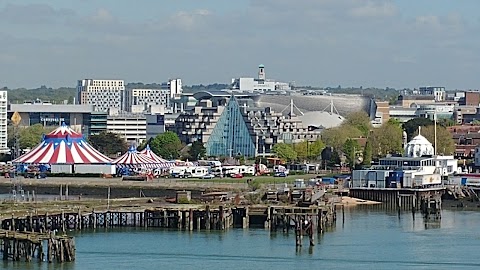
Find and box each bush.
[177,197,192,204]
[248,180,261,191]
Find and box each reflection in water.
[5,208,480,270]
[424,220,441,230]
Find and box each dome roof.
[404,134,434,158]
[299,111,345,129]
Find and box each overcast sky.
[0,0,479,89]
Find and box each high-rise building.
[0,91,7,153]
[77,79,125,112]
[125,89,171,113]
[167,78,183,98]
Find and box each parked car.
[202,174,215,179]
[24,172,47,179]
[230,173,243,178]
[274,172,287,177]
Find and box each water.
[3,207,480,270]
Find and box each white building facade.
[168,79,183,98]
[77,79,125,112]
[106,113,146,146]
[126,89,171,113]
[352,134,457,188]
[231,65,291,93]
[0,91,7,153]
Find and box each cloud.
[168,9,212,31]
[0,0,479,90]
[0,3,74,25]
[89,8,115,24]
[349,1,397,18]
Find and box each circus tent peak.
[112,146,160,168]
[13,123,112,164]
[139,144,169,163]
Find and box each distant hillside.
[6,86,76,104]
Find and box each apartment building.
[77,79,125,112]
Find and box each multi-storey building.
[167,78,183,98]
[0,91,7,153]
[231,65,291,93]
[106,112,146,146]
[125,88,171,113]
[7,102,106,136]
[419,86,446,102]
[174,95,323,157]
[77,79,125,112]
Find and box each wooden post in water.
[243,207,249,229]
[205,205,211,231]
[61,211,66,233]
[177,210,182,230]
[219,205,224,230]
[163,210,168,228]
[189,209,194,231]
[265,206,271,229]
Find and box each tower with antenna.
[258,64,265,81]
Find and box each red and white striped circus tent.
[112,145,159,168]
[13,123,112,164]
[138,145,174,168]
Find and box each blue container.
[322,178,335,184]
[461,177,467,186]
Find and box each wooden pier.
[0,203,337,258]
[1,204,336,232]
[349,187,445,212]
[0,230,75,263]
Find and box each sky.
[0,0,479,89]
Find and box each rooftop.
[9,104,94,113]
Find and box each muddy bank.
[0,180,222,199]
[0,184,201,199]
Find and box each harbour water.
[3,206,480,270]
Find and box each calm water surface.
[3,207,480,270]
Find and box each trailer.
[74,164,116,174]
[51,164,73,174]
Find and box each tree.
[369,121,403,158]
[362,140,373,166]
[342,138,360,168]
[413,125,455,155]
[150,131,182,160]
[14,124,54,150]
[272,143,297,162]
[293,139,325,161]
[403,118,434,141]
[88,131,128,156]
[187,141,206,161]
[321,125,363,150]
[438,118,455,127]
[343,111,372,137]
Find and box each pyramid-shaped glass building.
[206,96,256,157]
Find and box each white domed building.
[404,134,434,158]
[352,130,457,189]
